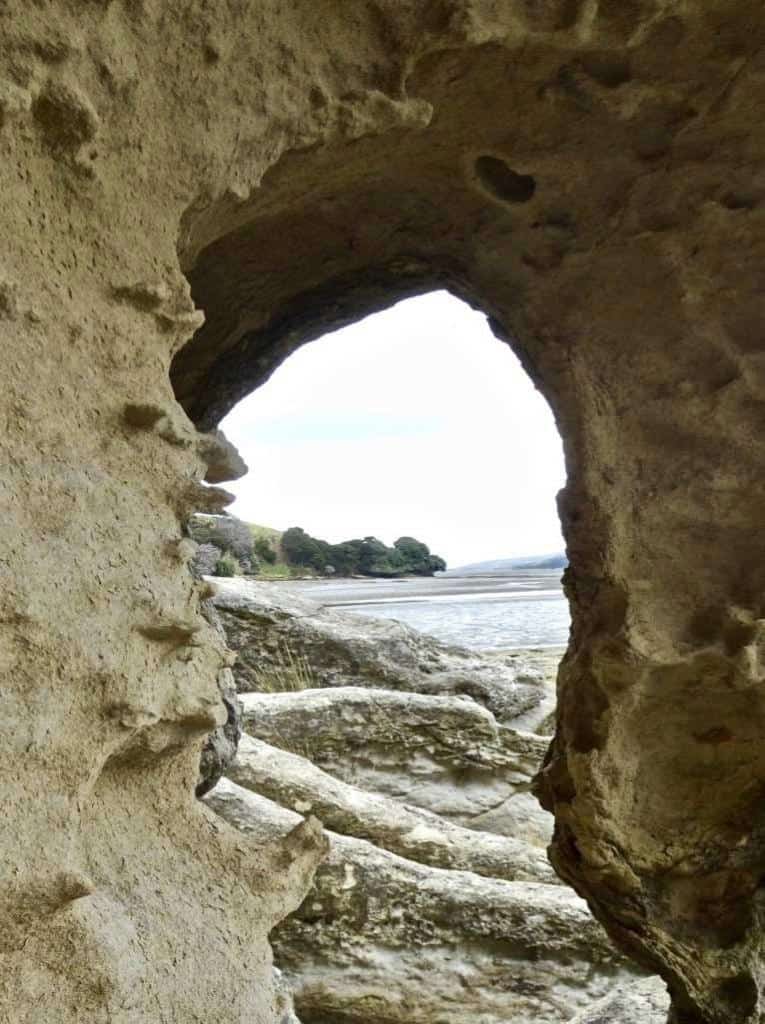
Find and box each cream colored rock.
[207,779,640,1024]
[212,577,556,728]
[230,733,556,882]
[4,1,765,1020]
[272,968,302,1024]
[197,429,248,485]
[214,577,557,847]
[239,686,553,846]
[567,977,670,1023]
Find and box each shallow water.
[277,570,570,651]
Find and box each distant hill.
[521,553,568,570]
[445,552,567,575]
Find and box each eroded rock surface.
[230,733,555,883]
[567,977,671,1024]
[213,577,556,727]
[196,598,243,797]
[214,577,557,848]
[207,580,656,1022]
[208,779,636,1024]
[239,683,553,847]
[4,1,765,1020]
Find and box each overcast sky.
[220,291,566,568]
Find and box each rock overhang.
[3,1,765,1021]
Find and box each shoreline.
[228,572,570,654]
[258,569,565,605]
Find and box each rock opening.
[5,3,765,1022]
[474,155,537,204]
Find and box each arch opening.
[6,4,765,1023]
[165,26,765,1010]
[215,289,569,649]
[181,287,643,1024]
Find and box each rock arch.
[3,2,765,1022]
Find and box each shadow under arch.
[166,63,616,928]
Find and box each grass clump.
[214,551,240,577]
[255,561,317,580]
[254,640,316,693]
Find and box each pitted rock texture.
[213,577,557,727]
[208,580,655,1022]
[196,599,242,798]
[567,977,671,1023]
[4,1,765,1021]
[208,779,638,1024]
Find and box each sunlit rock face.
[206,578,646,1023]
[208,777,635,1024]
[2,1,765,1022]
[568,977,670,1024]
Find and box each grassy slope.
[248,522,282,545]
[246,522,318,579]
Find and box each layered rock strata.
[239,683,553,847]
[217,577,556,845]
[214,577,556,727]
[4,1,765,1020]
[208,578,652,1023]
[208,779,634,1024]
[230,733,555,883]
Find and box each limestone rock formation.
[196,599,243,797]
[214,579,558,850]
[195,662,241,798]
[230,733,556,882]
[191,541,223,579]
[197,429,248,485]
[208,582,659,1022]
[567,977,671,1024]
[213,577,556,727]
[208,779,637,1024]
[239,684,553,848]
[5,1,765,1021]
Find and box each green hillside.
[192,514,446,579]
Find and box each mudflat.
[270,570,569,651]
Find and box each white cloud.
[220,291,566,567]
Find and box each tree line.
[188,515,447,578]
[280,527,446,577]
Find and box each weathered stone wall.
[2,2,765,1022]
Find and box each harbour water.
[277,569,570,651]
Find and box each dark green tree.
[327,539,363,575]
[253,536,277,564]
[281,527,327,570]
[393,536,446,575]
[279,526,446,577]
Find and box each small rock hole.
[715,975,758,1017]
[579,52,632,88]
[722,619,756,656]
[720,190,758,211]
[474,155,536,204]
